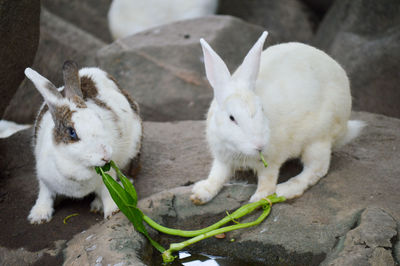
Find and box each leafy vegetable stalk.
[95,161,285,263]
[260,151,268,167]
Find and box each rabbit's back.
[255,42,351,154]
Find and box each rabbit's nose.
[255,143,265,153]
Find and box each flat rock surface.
[0,111,399,265]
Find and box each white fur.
[26,66,142,224]
[108,0,219,40]
[191,32,364,204]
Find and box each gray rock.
[41,0,113,43]
[135,121,209,198]
[96,15,266,121]
[322,208,397,266]
[313,0,400,118]
[0,241,65,266]
[217,0,315,43]
[2,112,400,265]
[63,213,148,266]
[3,8,106,124]
[65,111,400,264]
[0,0,40,118]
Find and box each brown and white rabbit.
[25,61,142,224]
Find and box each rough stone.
[0,0,40,118]
[63,213,148,266]
[69,111,400,264]
[41,0,113,43]
[0,241,65,266]
[135,121,209,198]
[322,208,397,265]
[217,0,315,43]
[2,8,106,124]
[2,112,400,265]
[96,15,266,121]
[313,0,400,118]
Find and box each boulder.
[0,0,40,118]
[63,111,400,265]
[322,208,397,265]
[217,0,315,43]
[41,0,113,43]
[2,8,106,124]
[313,0,400,118]
[1,112,400,265]
[96,16,266,121]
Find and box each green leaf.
[102,162,111,172]
[101,173,134,207]
[99,170,165,253]
[110,161,138,206]
[95,166,101,175]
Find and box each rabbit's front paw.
[28,204,54,224]
[249,187,276,203]
[276,183,304,199]
[90,197,103,213]
[102,197,119,219]
[190,180,217,205]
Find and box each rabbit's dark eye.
[229,115,236,123]
[67,127,78,140]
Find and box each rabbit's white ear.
[233,31,268,89]
[25,68,63,119]
[200,38,231,105]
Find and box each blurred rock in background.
[41,0,113,43]
[3,0,399,123]
[97,16,265,121]
[3,8,106,124]
[0,0,40,118]
[217,0,316,43]
[301,0,334,19]
[314,0,400,118]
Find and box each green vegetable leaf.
[110,160,138,206]
[96,165,165,253]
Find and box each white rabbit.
[191,32,365,204]
[25,61,142,224]
[108,0,219,40]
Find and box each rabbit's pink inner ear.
[200,38,231,105]
[233,31,268,90]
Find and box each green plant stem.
[260,151,268,168]
[162,204,273,263]
[95,161,286,264]
[143,195,284,237]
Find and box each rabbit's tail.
[334,120,366,148]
